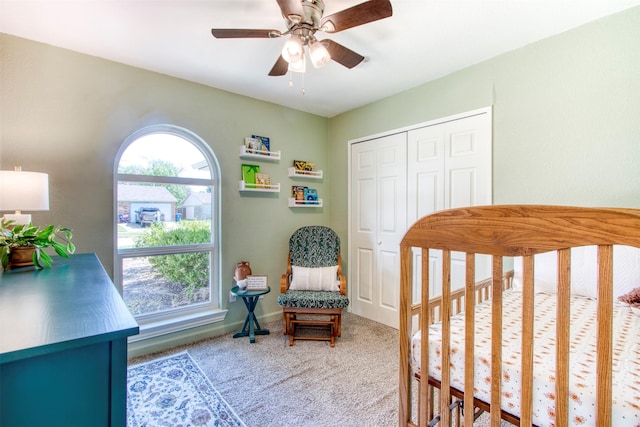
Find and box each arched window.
[114,125,223,340]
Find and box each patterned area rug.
[127,351,245,427]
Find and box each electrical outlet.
[229,291,236,302]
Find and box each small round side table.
[231,286,271,343]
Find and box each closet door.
[407,112,492,300]
[350,133,407,328]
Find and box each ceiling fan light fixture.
[288,53,306,73]
[281,35,304,63]
[309,40,330,68]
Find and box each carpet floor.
[129,313,508,426]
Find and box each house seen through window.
[114,125,221,338]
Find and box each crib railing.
[399,205,640,427]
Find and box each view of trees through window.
[115,129,217,319]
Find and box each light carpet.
[127,351,246,427]
[129,313,507,426]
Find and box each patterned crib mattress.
[411,291,640,426]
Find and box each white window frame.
[114,124,225,342]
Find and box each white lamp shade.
[288,54,306,73]
[309,40,330,68]
[282,35,304,64]
[0,170,50,211]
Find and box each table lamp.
[0,166,50,225]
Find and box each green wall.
[0,33,330,353]
[2,6,639,354]
[328,7,640,247]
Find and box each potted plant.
[0,219,76,270]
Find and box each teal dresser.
[0,253,139,427]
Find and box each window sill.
[128,308,228,343]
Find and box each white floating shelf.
[288,167,323,179]
[239,145,281,161]
[288,198,323,208]
[239,181,281,192]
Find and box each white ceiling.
[1,0,639,117]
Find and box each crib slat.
[420,248,431,427]
[440,250,452,427]
[490,256,503,426]
[520,255,535,427]
[596,245,613,427]
[398,244,413,427]
[556,248,571,427]
[463,254,476,427]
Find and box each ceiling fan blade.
[211,29,281,38]
[268,55,289,76]
[275,0,306,23]
[321,0,392,33]
[324,40,365,69]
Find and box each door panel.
[350,109,492,328]
[449,168,475,208]
[407,125,444,225]
[351,133,406,328]
[355,248,374,303]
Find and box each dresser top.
[0,253,139,363]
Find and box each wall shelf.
[288,167,323,179]
[239,145,281,161]
[288,198,323,208]
[239,181,280,192]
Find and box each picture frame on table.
[245,275,268,291]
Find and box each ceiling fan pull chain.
[289,72,294,88]
[301,72,305,95]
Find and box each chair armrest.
[281,274,290,293]
[281,253,292,293]
[338,274,347,295]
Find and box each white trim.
[127,310,282,358]
[113,124,223,340]
[128,309,228,342]
[347,106,492,144]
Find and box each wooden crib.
[399,205,640,427]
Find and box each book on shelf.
[242,164,260,186]
[303,188,318,201]
[252,135,270,154]
[255,173,271,186]
[244,137,261,152]
[291,185,307,200]
[293,160,315,171]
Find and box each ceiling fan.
[211,0,393,76]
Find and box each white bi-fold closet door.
[349,108,492,328]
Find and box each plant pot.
[8,246,36,269]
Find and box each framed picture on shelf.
[246,275,268,291]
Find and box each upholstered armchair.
[277,226,349,347]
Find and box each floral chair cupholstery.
[277,226,349,347]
